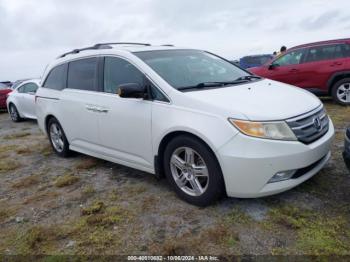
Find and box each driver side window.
[274,49,305,66]
[104,57,144,94]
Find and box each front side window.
[134,50,250,90]
[67,58,98,91]
[273,49,305,66]
[305,44,343,63]
[44,64,67,90]
[104,57,144,94]
[24,83,38,93]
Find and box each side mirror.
[268,63,278,70]
[117,83,145,99]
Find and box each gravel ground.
[0,99,349,256]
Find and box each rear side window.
[68,58,98,91]
[343,44,350,57]
[44,64,67,90]
[104,57,144,94]
[305,44,343,63]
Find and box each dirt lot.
[0,99,349,256]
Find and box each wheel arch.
[155,130,222,180]
[327,71,350,95]
[44,114,59,134]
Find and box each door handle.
[85,105,108,113]
[289,69,298,72]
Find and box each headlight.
[228,119,297,141]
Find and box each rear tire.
[331,78,350,105]
[163,135,225,207]
[47,118,71,157]
[9,104,22,122]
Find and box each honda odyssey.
[35,43,334,206]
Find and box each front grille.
[286,106,329,144]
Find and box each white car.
[35,43,334,206]
[7,79,40,122]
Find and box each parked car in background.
[239,54,274,69]
[0,83,13,109]
[6,79,40,122]
[0,81,12,87]
[10,78,31,90]
[344,127,350,172]
[36,43,334,206]
[249,38,350,105]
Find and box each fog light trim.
[268,170,297,183]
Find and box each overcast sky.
[1,0,350,81]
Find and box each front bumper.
[217,119,335,198]
[343,131,350,172]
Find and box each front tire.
[163,135,225,207]
[331,78,350,105]
[47,118,71,157]
[9,104,22,122]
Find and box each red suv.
[250,38,350,105]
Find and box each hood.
[184,79,321,121]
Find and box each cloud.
[0,0,350,80]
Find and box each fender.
[327,71,350,91]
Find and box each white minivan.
[36,43,334,206]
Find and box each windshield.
[134,50,251,90]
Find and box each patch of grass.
[23,191,59,204]
[12,174,40,189]
[75,158,100,170]
[14,225,69,254]
[81,185,96,197]
[266,205,350,255]
[296,216,350,255]
[81,201,105,216]
[226,208,252,225]
[3,132,31,140]
[268,205,311,230]
[0,159,21,173]
[15,146,33,155]
[0,144,18,154]
[0,208,16,223]
[54,173,80,188]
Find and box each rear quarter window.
[43,64,67,90]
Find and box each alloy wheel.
[50,123,64,153]
[10,105,18,121]
[170,147,209,196]
[337,83,350,104]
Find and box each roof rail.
[57,42,152,58]
[94,42,151,48]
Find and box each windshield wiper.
[178,80,251,91]
[234,75,262,81]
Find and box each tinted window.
[343,44,350,57]
[274,49,305,66]
[305,44,343,63]
[242,55,272,65]
[44,64,67,90]
[104,57,144,94]
[135,50,250,90]
[24,83,38,93]
[68,58,98,91]
[17,85,26,93]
